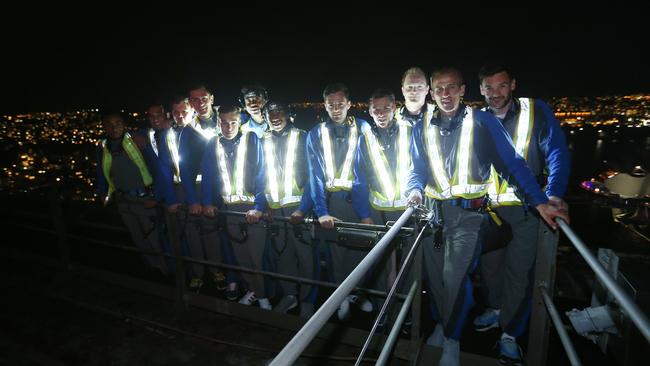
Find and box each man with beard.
[474,64,569,365]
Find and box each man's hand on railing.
[167,203,180,213]
[407,190,422,206]
[188,203,202,216]
[246,209,263,224]
[360,217,374,225]
[289,210,305,225]
[548,196,569,213]
[318,215,340,229]
[202,205,218,217]
[536,202,570,230]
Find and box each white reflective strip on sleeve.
[457,107,474,187]
[235,132,249,196]
[320,124,336,188]
[264,137,280,204]
[216,138,232,196]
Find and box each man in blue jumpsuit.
[260,101,319,318]
[240,85,269,139]
[175,85,226,293]
[406,67,569,366]
[474,65,570,365]
[96,112,168,277]
[352,88,416,318]
[306,83,373,320]
[201,103,272,310]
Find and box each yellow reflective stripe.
[320,123,336,187]
[397,123,409,200]
[264,136,280,204]
[215,137,232,196]
[284,130,299,201]
[339,121,357,187]
[101,140,114,196]
[425,114,451,193]
[235,131,249,196]
[191,116,217,139]
[457,107,474,187]
[101,133,153,196]
[166,128,181,182]
[362,124,395,201]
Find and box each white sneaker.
[426,323,444,347]
[439,337,460,366]
[258,298,272,310]
[337,296,352,320]
[359,298,374,313]
[238,291,257,306]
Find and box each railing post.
[164,209,188,310]
[410,234,423,365]
[49,189,70,271]
[526,221,559,366]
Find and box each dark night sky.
[2,5,648,113]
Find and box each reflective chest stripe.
[489,98,535,206]
[148,129,159,156]
[215,131,254,204]
[101,132,153,197]
[191,116,217,140]
[321,119,357,191]
[264,129,302,208]
[361,122,411,209]
[165,128,182,183]
[423,106,488,199]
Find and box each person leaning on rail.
[405,66,569,366]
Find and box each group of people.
[96,64,570,366]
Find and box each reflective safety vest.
[320,117,357,192]
[423,106,489,200]
[215,131,255,204]
[395,103,435,126]
[360,121,411,210]
[263,128,303,209]
[164,128,182,184]
[101,132,153,197]
[190,115,218,140]
[488,98,535,206]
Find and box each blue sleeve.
[200,137,219,206]
[352,134,371,220]
[251,135,268,211]
[477,111,548,206]
[157,129,177,204]
[95,145,108,196]
[179,128,199,205]
[307,126,330,217]
[536,100,570,198]
[406,121,429,196]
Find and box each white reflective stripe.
[371,195,408,209]
[284,130,299,201]
[457,107,474,187]
[320,124,336,187]
[166,129,181,181]
[397,123,409,200]
[223,194,255,204]
[264,137,280,204]
[514,98,532,157]
[191,117,217,139]
[339,123,357,187]
[321,121,357,190]
[216,137,232,196]
[235,132,249,196]
[280,196,301,206]
[195,174,202,182]
[148,129,159,156]
[362,124,395,201]
[425,117,451,194]
[495,191,520,204]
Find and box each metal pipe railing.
[268,206,415,366]
[538,282,582,366]
[375,281,418,366]
[557,218,650,343]
[354,223,429,365]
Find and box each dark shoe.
[225,284,238,301]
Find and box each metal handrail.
[268,207,415,366]
[557,218,650,343]
[539,282,582,366]
[376,281,418,366]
